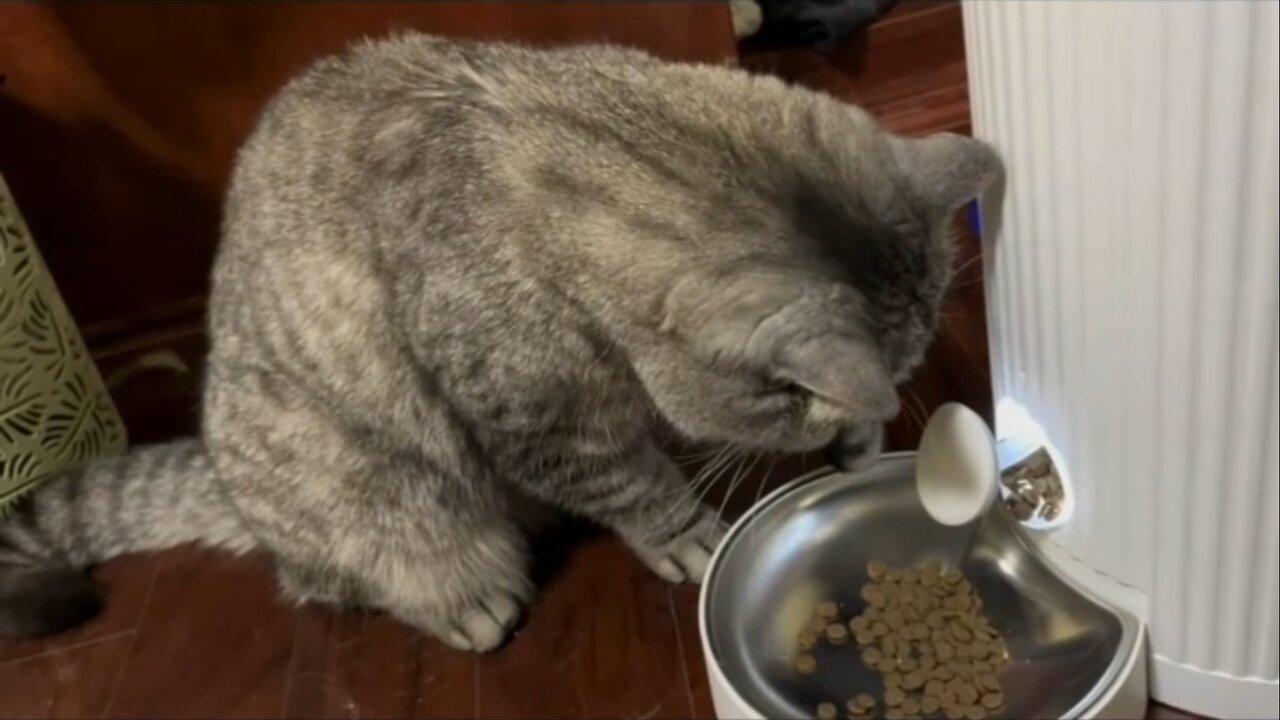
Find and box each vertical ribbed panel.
[963,0,1279,693]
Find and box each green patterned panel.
[0,173,126,513]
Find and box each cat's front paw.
[433,590,524,653]
[827,422,884,473]
[625,509,727,584]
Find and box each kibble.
[790,561,1009,719]
[1001,447,1065,524]
[846,697,873,719]
[903,670,927,690]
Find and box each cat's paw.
[434,591,524,653]
[827,422,884,473]
[627,509,728,584]
[729,0,763,38]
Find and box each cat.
[0,34,998,651]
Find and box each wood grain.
[285,606,477,720]
[105,549,295,719]
[0,633,135,720]
[0,554,159,665]
[477,534,693,720]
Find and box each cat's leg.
[517,441,726,583]
[269,514,530,652]
[207,373,532,652]
[224,445,531,651]
[275,559,365,608]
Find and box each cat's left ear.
[890,133,1002,214]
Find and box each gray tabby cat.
[0,35,998,651]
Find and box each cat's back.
[209,37,650,368]
[218,36,652,257]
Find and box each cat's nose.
[825,422,885,473]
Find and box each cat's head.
[510,66,1000,454]
[621,121,1000,455]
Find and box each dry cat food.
[1000,448,1064,523]
[796,561,1009,720]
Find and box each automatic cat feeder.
[698,2,1279,718]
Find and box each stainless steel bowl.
[700,453,1136,719]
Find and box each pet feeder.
[963,1,1278,716]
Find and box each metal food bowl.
[698,453,1146,719]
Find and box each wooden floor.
[0,535,1200,719]
[0,3,1205,718]
[0,534,709,719]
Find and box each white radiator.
[962,1,1279,717]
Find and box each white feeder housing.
[963,1,1279,717]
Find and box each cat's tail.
[0,439,254,638]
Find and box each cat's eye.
[764,378,809,397]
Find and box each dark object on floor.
[0,562,102,639]
[748,0,901,51]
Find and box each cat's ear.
[890,133,1002,214]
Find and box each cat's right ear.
[889,133,1002,215]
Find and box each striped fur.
[0,36,997,650]
[0,441,252,637]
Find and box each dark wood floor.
[0,536,1199,719]
[0,2,1204,718]
[0,535,714,719]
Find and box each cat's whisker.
[952,250,986,278]
[905,387,932,432]
[941,315,984,368]
[687,446,735,488]
[747,453,781,544]
[897,391,926,431]
[672,446,723,463]
[666,447,743,536]
[679,445,743,509]
[706,450,761,540]
[659,446,736,528]
[951,275,987,291]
